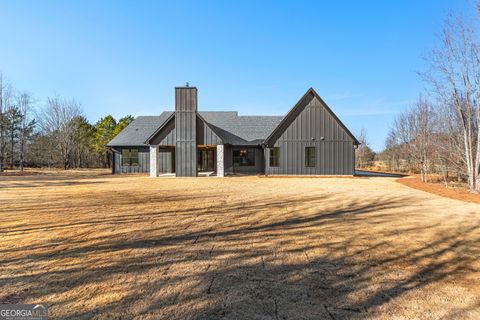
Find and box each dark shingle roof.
[107,113,173,146]
[200,112,284,145]
[107,111,283,147]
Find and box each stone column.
[216,144,224,177]
[150,145,159,177]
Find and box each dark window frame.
[305,146,316,167]
[233,148,256,166]
[269,147,280,167]
[121,148,139,166]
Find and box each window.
[269,147,280,167]
[305,147,316,167]
[233,148,255,166]
[121,148,139,166]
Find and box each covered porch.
[149,144,225,177]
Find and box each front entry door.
[198,149,215,172]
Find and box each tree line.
[0,74,132,172]
[354,128,376,169]
[380,6,480,192]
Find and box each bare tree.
[0,74,14,171]
[356,128,367,169]
[387,112,416,173]
[0,73,131,170]
[423,14,480,191]
[16,92,36,171]
[37,96,83,169]
[6,107,22,168]
[431,101,467,183]
[382,129,402,172]
[407,97,433,182]
[383,96,434,180]
[355,128,375,169]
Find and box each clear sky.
[0,0,474,151]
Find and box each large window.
[269,147,280,167]
[305,147,316,167]
[233,148,255,166]
[121,148,139,166]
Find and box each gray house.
[107,86,359,177]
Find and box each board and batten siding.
[224,145,234,174]
[150,117,176,146]
[112,147,150,174]
[265,96,355,175]
[196,117,222,145]
[150,116,222,147]
[175,87,197,176]
[159,147,174,173]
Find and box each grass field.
[1,170,479,319]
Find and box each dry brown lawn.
[0,170,479,319]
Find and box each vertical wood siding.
[112,147,150,174]
[196,117,222,145]
[265,96,355,175]
[224,145,234,174]
[175,87,197,176]
[151,115,222,147]
[159,147,174,173]
[151,117,176,146]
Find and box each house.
[107,86,359,176]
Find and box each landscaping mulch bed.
[397,176,480,205]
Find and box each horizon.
[0,0,474,152]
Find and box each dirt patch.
[0,172,479,319]
[397,176,480,205]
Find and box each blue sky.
[0,0,473,151]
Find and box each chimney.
[175,85,197,176]
[175,84,197,112]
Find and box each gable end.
[264,88,359,147]
[146,113,224,146]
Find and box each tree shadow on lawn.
[0,170,120,188]
[0,192,223,236]
[0,180,108,189]
[1,194,479,319]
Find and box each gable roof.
[264,88,359,146]
[143,112,175,146]
[200,112,283,145]
[109,111,283,147]
[107,88,357,147]
[107,113,173,147]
